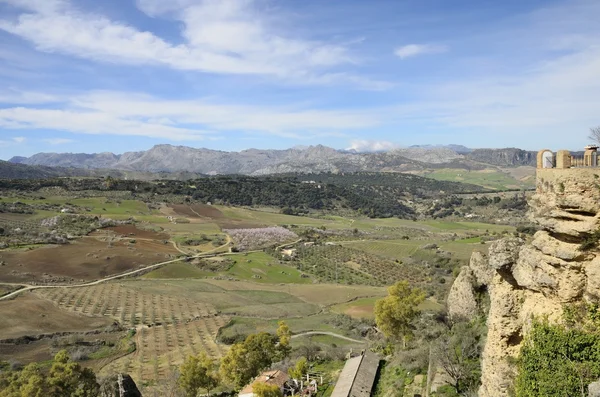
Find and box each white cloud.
[347,139,400,152]
[0,91,380,140]
[0,89,58,104]
[394,44,447,59]
[42,138,75,145]
[0,0,387,89]
[12,136,26,143]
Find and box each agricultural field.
[0,294,113,339]
[0,227,178,284]
[416,168,535,190]
[99,316,229,390]
[0,185,523,393]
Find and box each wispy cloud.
[0,0,387,89]
[0,90,380,140]
[12,136,26,143]
[42,138,75,145]
[394,44,447,59]
[347,139,400,152]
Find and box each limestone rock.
[589,380,600,397]
[99,374,142,397]
[469,251,493,287]
[477,169,600,397]
[447,266,478,320]
[488,238,523,271]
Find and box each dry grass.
[0,294,113,339]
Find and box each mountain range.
[7,145,537,176]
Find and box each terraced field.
[35,283,217,327]
[99,316,229,388]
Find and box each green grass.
[142,261,213,279]
[215,205,343,227]
[225,252,312,284]
[218,314,357,342]
[138,252,312,284]
[420,168,532,190]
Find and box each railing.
[570,156,598,168]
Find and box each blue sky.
[0,0,599,159]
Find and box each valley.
[0,174,526,395]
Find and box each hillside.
[9,144,539,174]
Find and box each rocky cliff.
[448,167,600,396]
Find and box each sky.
[0,0,599,159]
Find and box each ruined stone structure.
[448,149,600,396]
[538,146,599,169]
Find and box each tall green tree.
[375,280,425,348]
[276,321,292,359]
[219,332,279,389]
[178,353,219,397]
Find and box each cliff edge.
[448,168,600,396]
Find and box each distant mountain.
[8,144,536,176]
[465,148,537,167]
[410,144,473,154]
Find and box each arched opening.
[542,151,554,168]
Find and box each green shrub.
[515,319,600,396]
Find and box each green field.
[143,252,312,284]
[418,168,534,190]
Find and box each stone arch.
[537,149,554,169]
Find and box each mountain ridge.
[8,144,538,175]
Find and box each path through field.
[0,235,233,301]
[291,331,365,344]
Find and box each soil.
[0,294,113,339]
[0,238,178,284]
[170,204,224,219]
[168,204,264,229]
[99,225,170,240]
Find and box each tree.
[589,126,600,144]
[0,351,99,397]
[47,350,99,397]
[178,353,219,397]
[252,383,283,397]
[288,357,308,380]
[375,281,425,348]
[0,363,48,397]
[434,321,483,395]
[276,321,292,359]
[219,332,279,389]
[220,343,252,388]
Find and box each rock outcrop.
[99,374,142,397]
[448,168,600,397]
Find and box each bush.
[515,319,600,397]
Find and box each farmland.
[0,182,527,394]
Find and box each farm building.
[281,248,297,258]
[239,370,290,397]
[331,352,380,397]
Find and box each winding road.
[291,331,365,344]
[0,237,233,302]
